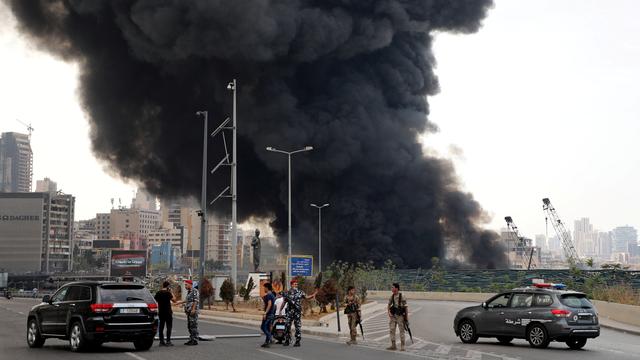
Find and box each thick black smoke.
[6,0,505,268]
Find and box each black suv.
[454,285,600,349]
[26,281,158,352]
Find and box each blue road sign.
[289,256,313,277]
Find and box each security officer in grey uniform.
[283,279,317,347]
[179,279,199,345]
[387,282,408,351]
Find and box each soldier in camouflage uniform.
[283,279,316,347]
[345,286,361,345]
[387,282,408,351]
[180,279,200,345]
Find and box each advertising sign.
[110,250,147,277]
[289,255,313,277]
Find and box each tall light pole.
[227,79,238,287]
[310,203,329,273]
[266,146,313,276]
[196,111,208,287]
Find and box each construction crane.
[16,119,34,139]
[504,216,537,270]
[542,198,584,268]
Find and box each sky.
[0,1,638,241]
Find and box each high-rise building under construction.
[0,132,33,192]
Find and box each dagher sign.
[110,250,147,277]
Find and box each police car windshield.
[559,294,592,309]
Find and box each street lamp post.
[196,111,208,289]
[266,146,313,276]
[227,79,238,288]
[310,203,329,273]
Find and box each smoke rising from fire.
[6,0,505,268]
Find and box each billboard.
[289,255,313,277]
[110,250,147,277]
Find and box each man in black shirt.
[155,281,178,346]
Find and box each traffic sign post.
[289,255,313,277]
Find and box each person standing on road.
[387,282,408,351]
[345,286,362,345]
[260,282,276,348]
[283,279,317,347]
[178,279,199,346]
[155,281,178,346]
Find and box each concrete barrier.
[368,290,640,328]
[593,300,640,328]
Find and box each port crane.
[542,198,584,268]
[504,216,537,270]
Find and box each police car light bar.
[533,283,567,290]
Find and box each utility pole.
[196,111,208,290]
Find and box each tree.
[199,278,214,310]
[242,277,255,301]
[586,258,594,268]
[219,279,236,312]
[315,278,337,313]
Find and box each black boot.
[293,340,301,347]
[283,339,290,346]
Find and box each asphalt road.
[0,297,425,360]
[2,297,639,360]
[360,299,640,360]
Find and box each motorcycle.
[271,316,288,343]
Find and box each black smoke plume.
[6,0,505,268]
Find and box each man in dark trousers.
[154,281,178,346]
[260,282,276,348]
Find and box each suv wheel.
[526,324,550,349]
[458,320,478,344]
[27,319,45,348]
[497,336,513,344]
[69,322,87,352]
[566,338,587,350]
[133,336,154,351]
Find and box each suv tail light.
[551,309,571,317]
[91,303,113,313]
[147,303,158,313]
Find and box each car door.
[502,292,533,337]
[40,286,69,335]
[63,285,92,328]
[477,293,512,335]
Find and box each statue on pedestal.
[251,229,261,272]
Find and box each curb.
[600,322,640,336]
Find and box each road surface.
[2,297,639,359]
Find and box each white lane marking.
[466,350,483,360]
[258,349,304,360]
[373,334,389,341]
[18,312,24,315]
[435,344,451,354]
[125,352,147,360]
[365,329,390,336]
[408,340,428,350]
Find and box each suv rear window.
[98,286,154,303]
[560,294,593,308]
